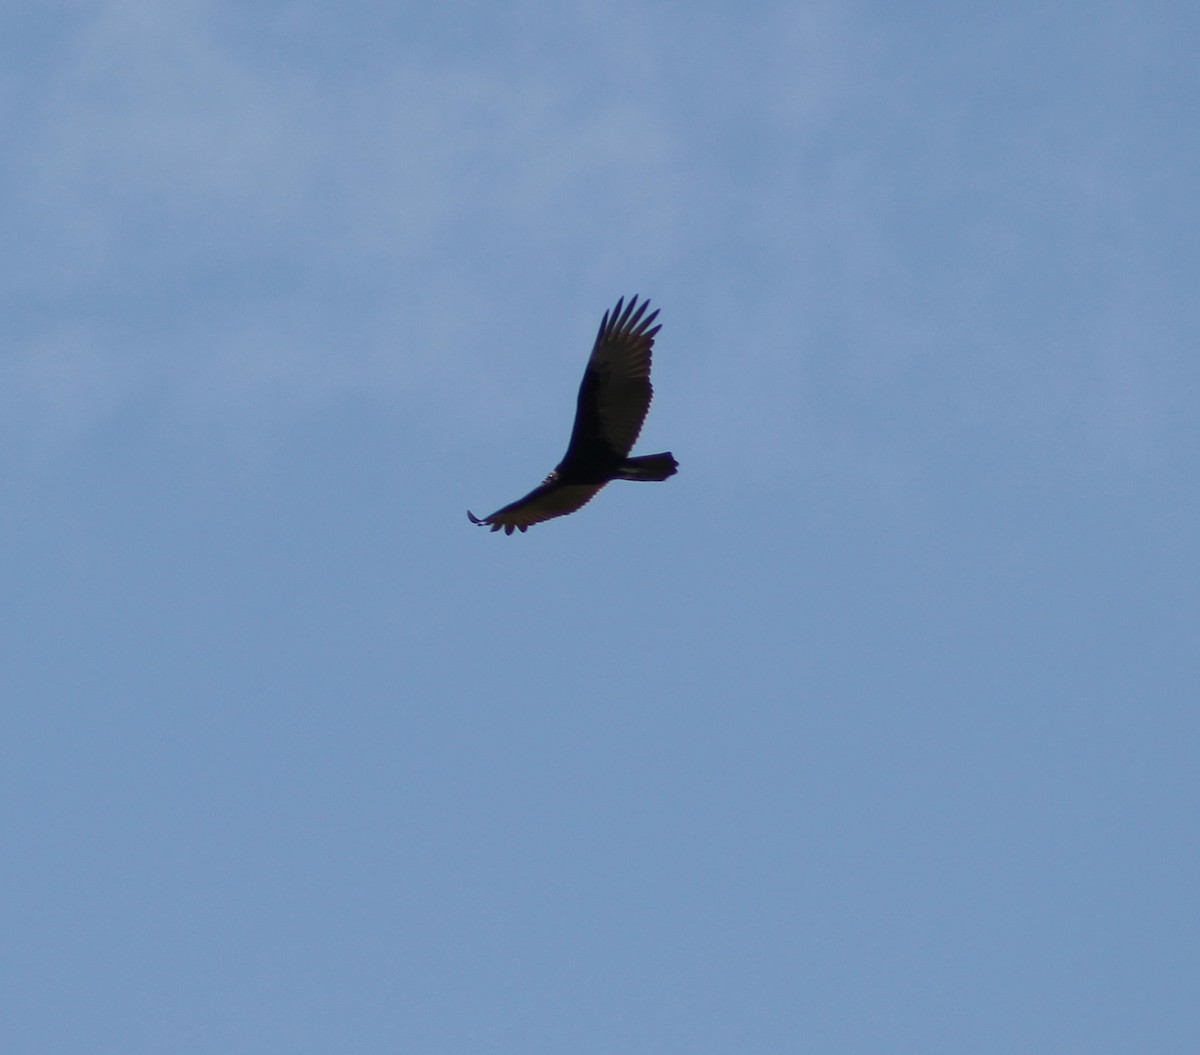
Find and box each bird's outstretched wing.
[467,475,604,534]
[563,295,661,463]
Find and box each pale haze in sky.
[3,3,1197,1052]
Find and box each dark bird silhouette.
[468,296,678,534]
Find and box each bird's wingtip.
[467,510,483,525]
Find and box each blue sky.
[3,2,1197,1052]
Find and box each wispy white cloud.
[5,1,700,464]
[3,1,1194,505]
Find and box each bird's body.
[468,296,677,534]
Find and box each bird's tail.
[616,452,679,481]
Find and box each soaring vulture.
[468,296,678,534]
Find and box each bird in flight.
[468,296,678,534]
